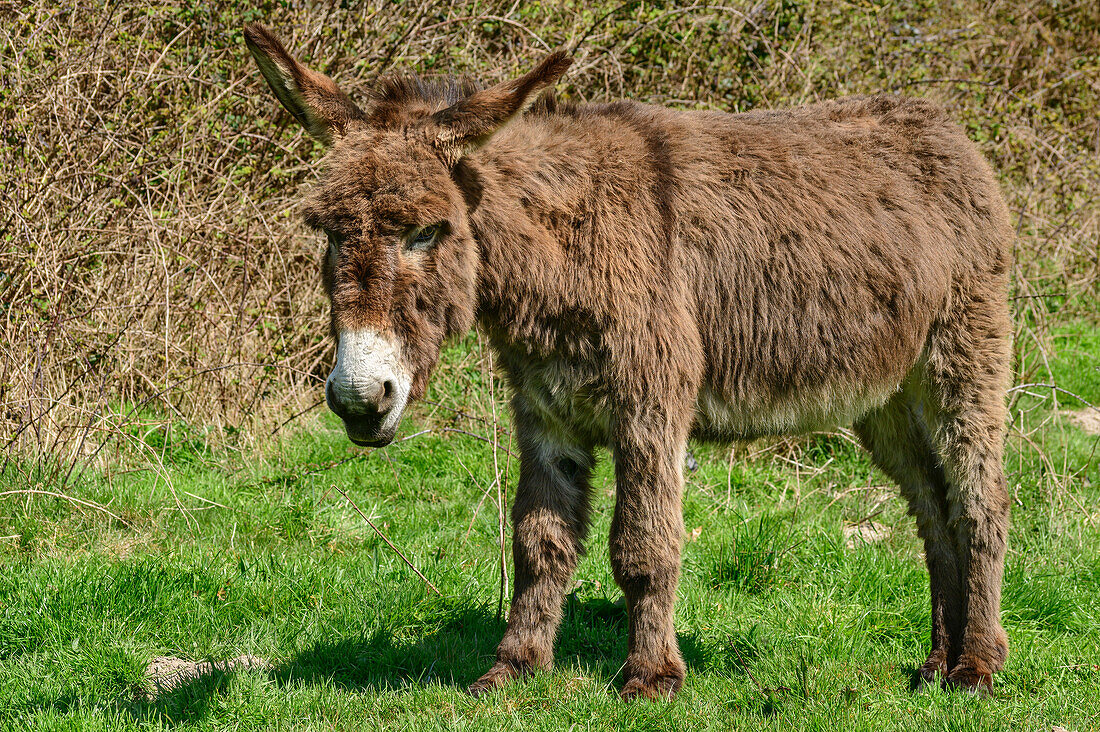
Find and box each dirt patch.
[134,655,269,700]
[844,522,891,549]
[1063,410,1100,435]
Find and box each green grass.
[1050,321,1100,407]
[2,340,1100,731]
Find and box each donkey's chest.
[503,352,613,447]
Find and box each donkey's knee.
[512,506,584,590]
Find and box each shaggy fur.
[245,24,1013,699]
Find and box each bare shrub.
[1,1,1096,488]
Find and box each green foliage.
[1048,322,1100,406]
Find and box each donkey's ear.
[428,50,573,164]
[244,23,364,145]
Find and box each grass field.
[3,330,1099,730]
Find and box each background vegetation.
[1,0,1098,729]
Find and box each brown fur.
[245,24,1013,699]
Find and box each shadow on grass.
[122,597,759,726]
[273,597,710,692]
[122,668,240,728]
[276,601,507,691]
[907,666,929,693]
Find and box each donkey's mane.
[368,73,567,116]
[370,74,481,108]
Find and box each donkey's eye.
[407,224,442,251]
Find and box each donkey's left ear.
[427,50,573,165]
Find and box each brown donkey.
[245,24,1013,699]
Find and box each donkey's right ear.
[427,50,573,165]
[244,23,364,145]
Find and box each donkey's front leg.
[610,415,689,701]
[468,404,594,696]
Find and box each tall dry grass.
[1,0,1097,488]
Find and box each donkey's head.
[245,24,570,446]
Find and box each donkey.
[245,24,1013,699]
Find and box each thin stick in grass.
[484,333,509,623]
[334,484,442,597]
[0,489,130,527]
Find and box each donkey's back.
[552,94,1012,440]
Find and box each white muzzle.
[325,329,411,446]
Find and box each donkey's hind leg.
[923,307,1012,694]
[468,396,595,697]
[854,389,961,687]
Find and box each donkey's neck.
[459,111,615,355]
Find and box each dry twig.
[334,484,442,597]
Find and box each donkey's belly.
[516,358,902,446]
[691,378,900,442]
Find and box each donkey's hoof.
[621,664,684,702]
[945,664,993,697]
[621,673,682,701]
[467,662,530,697]
[915,649,949,691]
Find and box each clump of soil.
[844,521,891,549]
[134,654,269,701]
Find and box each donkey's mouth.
[349,434,394,448]
[343,415,400,448]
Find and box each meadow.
[2,1,1099,729]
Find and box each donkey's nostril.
[326,381,352,419]
[328,376,398,420]
[376,379,397,412]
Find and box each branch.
[334,485,442,596]
[0,489,130,526]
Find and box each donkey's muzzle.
[326,380,399,446]
[326,329,411,447]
